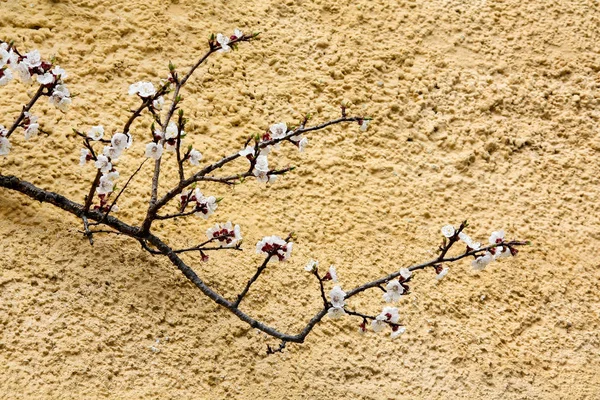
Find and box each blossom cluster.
[206,222,242,247]
[143,120,202,165]
[238,122,308,183]
[256,235,293,262]
[179,188,217,219]
[440,225,516,275]
[0,42,71,156]
[78,125,134,210]
[216,29,244,53]
[305,260,407,338]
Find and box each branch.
[234,254,273,308]
[6,85,46,138]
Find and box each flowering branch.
[0,34,531,353]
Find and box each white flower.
[255,235,293,262]
[189,149,202,166]
[391,326,406,339]
[458,232,480,250]
[206,221,242,247]
[96,174,116,195]
[472,252,493,270]
[269,122,287,139]
[111,132,131,151]
[328,265,338,283]
[94,154,112,173]
[435,266,449,280]
[165,121,180,140]
[15,62,33,85]
[48,84,71,111]
[329,286,346,308]
[0,124,7,136]
[23,112,39,140]
[441,225,455,238]
[153,96,164,110]
[378,306,400,324]
[0,67,12,86]
[360,119,370,131]
[494,246,512,259]
[23,50,41,68]
[399,268,412,280]
[51,66,67,80]
[0,136,11,156]
[233,28,243,39]
[79,149,90,166]
[253,154,272,183]
[298,137,308,152]
[489,230,505,244]
[216,33,231,53]
[371,319,386,333]
[105,170,119,181]
[103,145,122,161]
[37,72,54,85]
[304,259,318,272]
[128,81,156,98]
[87,125,104,141]
[239,145,255,159]
[145,142,163,160]
[383,280,404,303]
[192,192,218,219]
[327,306,346,319]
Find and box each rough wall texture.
[1,0,599,398]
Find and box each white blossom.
[23,112,39,140]
[441,225,455,238]
[94,154,112,173]
[103,145,122,161]
[298,137,308,152]
[399,268,412,280]
[165,121,180,140]
[472,252,494,270]
[269,122,287,139]
[391,326,406,339]
[128,81,156,98]
[191,189,218,219]
[48,84,71,111]
[0,67,13,86]
[37,72,54,85]
[458,232,480,250]
[51,65,67,80]
[153,96,164,110]
[255,235,293,262]
[239,145,254,159]
[360,119,370,131]
[435,266,449,280]
[206,222,242,247]
[216,33,231,53]
[233,28,243,39]
[371,319,386,333]
[327,306,346,319]
[489,230,505,244]
[111,132,131,151]
[495,246,512,259]
[383,280,404,303]
[329,286,346,308]
[378,306,400,324]
[96,175,116,195]
[79,149,90,166]
[189,149,202,166]
[304,259,318,272]
[145,142,163,160]
[328,265,338,283]
[23,50,41,68]
[87,125,104,141]
[15,62,33,85]
[0,136,11,156]
[253,154,274,183]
